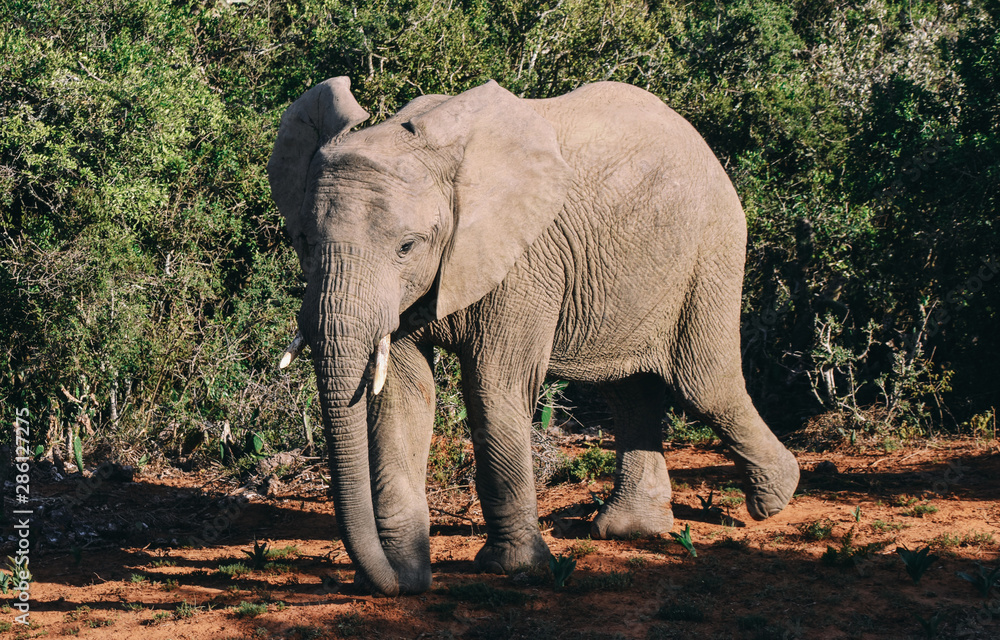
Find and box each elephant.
[268,76,800,596]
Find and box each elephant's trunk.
[306,246,400,596]
[315,335,399,596]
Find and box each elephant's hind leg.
[669,267,799,520]
[591,374,675,539]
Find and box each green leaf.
[73,435,84,473]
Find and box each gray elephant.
[268,77,799,596]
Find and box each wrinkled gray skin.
[268,77,800,596]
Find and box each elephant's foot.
[592,451,673,539]
[739,446,800,521]
[474,531,551,574]
[353,559,431,595]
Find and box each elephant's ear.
[268,77,369,261]
[407,81,573,320]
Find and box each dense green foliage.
[2,0,998,463]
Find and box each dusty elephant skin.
[267,77,800,596]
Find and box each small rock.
[814,460,839,474]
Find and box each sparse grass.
[626,556,647,569]
[266,545,299,560]
[160,578,179,591]
[218,562,252,578]
[87,617,114,628]
[552,445,616,483]
[149,611,171,626]
[568,538,597,558]
[798,519,835,541]
[717,484,745,508]
[903,502,939,518]
[150,558,176,568]
[335,613,365,637]
[233,601,267,618]
[175,600,202,619]
[871,520,905,533]
[959,531,993,546]
[821,528,888,567]
[569,570,633,593]
[129,573,147,583]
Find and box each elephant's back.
[526,83,747,379]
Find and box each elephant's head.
[268,77,571,595]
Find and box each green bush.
[2,0,997,467]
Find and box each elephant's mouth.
[279,330,391,396]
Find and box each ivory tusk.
[278,331,306,369]
[371,334,390,395]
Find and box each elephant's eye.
[397,239,416,257]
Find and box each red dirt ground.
[8,437,1000,640]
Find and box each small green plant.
[538,380,568,431]
[669,524,697,557]
[129,573,147,583]
[150,611,170,625]
[626,556,647,569]
[698,491,717,512]
[852,505,863,522]
[956,563,1000,597]
[0,571,11,594]
[799,519,835,541]
[244,539,270,570]
[150,558,176,568]
[914,611,941,639]
[871,520,905,533]
[335,612,364,637]
[175,600,202,619]
[893,494,918,507]
[896,545,939,583]
[569,538,597,558]
[554,444,616,483]
[5,557,31,585]
[266,545,299,560]
[903,502,939,518]
[233,601,267,618]
[717,484,745,508]
[218,562,251,578]
[73,434,84,472]
[821,528,887,567]
[549,554,577,589]
[161,578,179,591]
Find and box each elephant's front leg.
[363,338,436,593]
[461,359,552,573]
